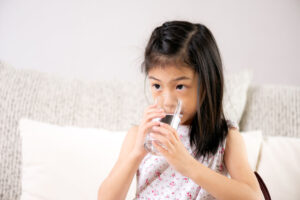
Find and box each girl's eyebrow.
[149,76,191,82]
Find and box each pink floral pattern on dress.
[134,120,238,200]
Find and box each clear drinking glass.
[144,96,183,155]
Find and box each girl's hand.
[151,122,196,177]
[132,103,166,159]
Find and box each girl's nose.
[162,95,178,113]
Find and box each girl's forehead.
[148,65,195,79]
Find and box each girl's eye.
[176,84,185,90]
[152,84,161,90]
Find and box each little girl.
[98,20,263,200]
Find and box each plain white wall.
[0,0,299,85]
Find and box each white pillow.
[19,118,136,200]
[240,130,263,171]
[257,136,300,200]
[19,117,261,200]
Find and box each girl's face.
[148,65,198,125]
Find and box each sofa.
[0,60,299,200]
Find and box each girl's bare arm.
[98,103,164,200]
[186,128,263,200]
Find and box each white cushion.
[240,130,263,171]
[19,118,136,200]
[257,136,300,200]
[19,117,263,200]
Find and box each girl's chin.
[180,117,193,126]
[180,119,187,125]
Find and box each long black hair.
[141,20,229,159]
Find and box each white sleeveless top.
[134,120,239,200]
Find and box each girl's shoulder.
[117,125,139,159]
[128,124,139,134]
[225,119,239,131]
[222,119,239,151]
[127,125,139,141]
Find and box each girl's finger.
[140,110,165,125]
[144,102,160,113]
[152,140,169,156]
[145,112,166,123]
[145,107,165,116]
[150,132,174,152]
[153,124,177,143]
[159,122,180,141]
[141,120,160,134]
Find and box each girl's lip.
[164,113,183,117]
